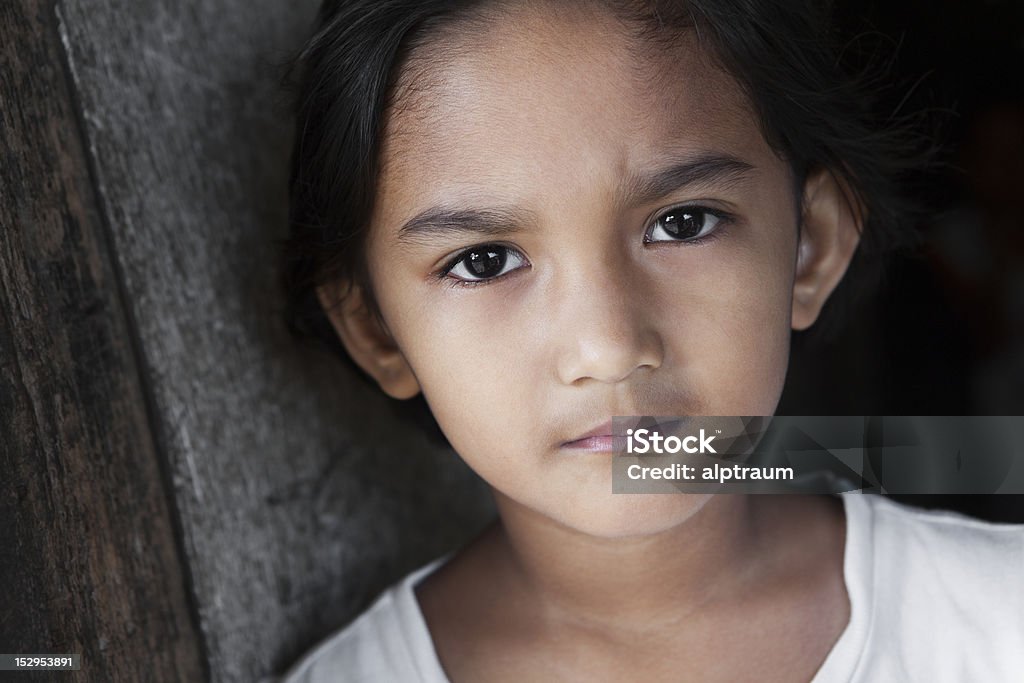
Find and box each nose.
[552,261,664,386]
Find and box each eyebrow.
[397,206,534,245]
[396,153,754,244]
[621,153,755,207]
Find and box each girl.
[281,1,1024,680]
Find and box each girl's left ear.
[791,168,863,330]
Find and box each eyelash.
[436,204,733,289]
[645,205,731,247]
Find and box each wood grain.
[0,1,206,680]
[52,1,495,681]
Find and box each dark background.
[780,0,1024,520]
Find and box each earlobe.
[791,169,863,330]
[315,282,421,399]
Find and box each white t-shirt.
[281,494,1024,682]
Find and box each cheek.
[374,278,543,459]
[722,246,794,406]
[650,220,796,415]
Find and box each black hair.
[281,0,931,373]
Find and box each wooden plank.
[53,2,495,680]
[0,1,206,680]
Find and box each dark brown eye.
[466,247,505,277]
[645,207,721,242]
[445,245,527,283]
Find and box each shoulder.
[859,494,1024,578]
[279,559,447,683]
[846,495,1024,679]
[279,589,406,683]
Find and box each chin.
[549,492,715,539]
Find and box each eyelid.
[436,241,524,275]
[436,243,530,286]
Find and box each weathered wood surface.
[0,1,206,680]
[53,1,495,681]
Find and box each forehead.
[374,3,771,229]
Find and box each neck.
[491,492,770,633]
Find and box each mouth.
[560,420,614,452]
[560,416,692,452]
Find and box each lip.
[560,416,691,452]
[561,420,614,451]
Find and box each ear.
[791,168,863,331]
[316,282,421,399]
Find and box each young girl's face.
[331,4,853,537]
